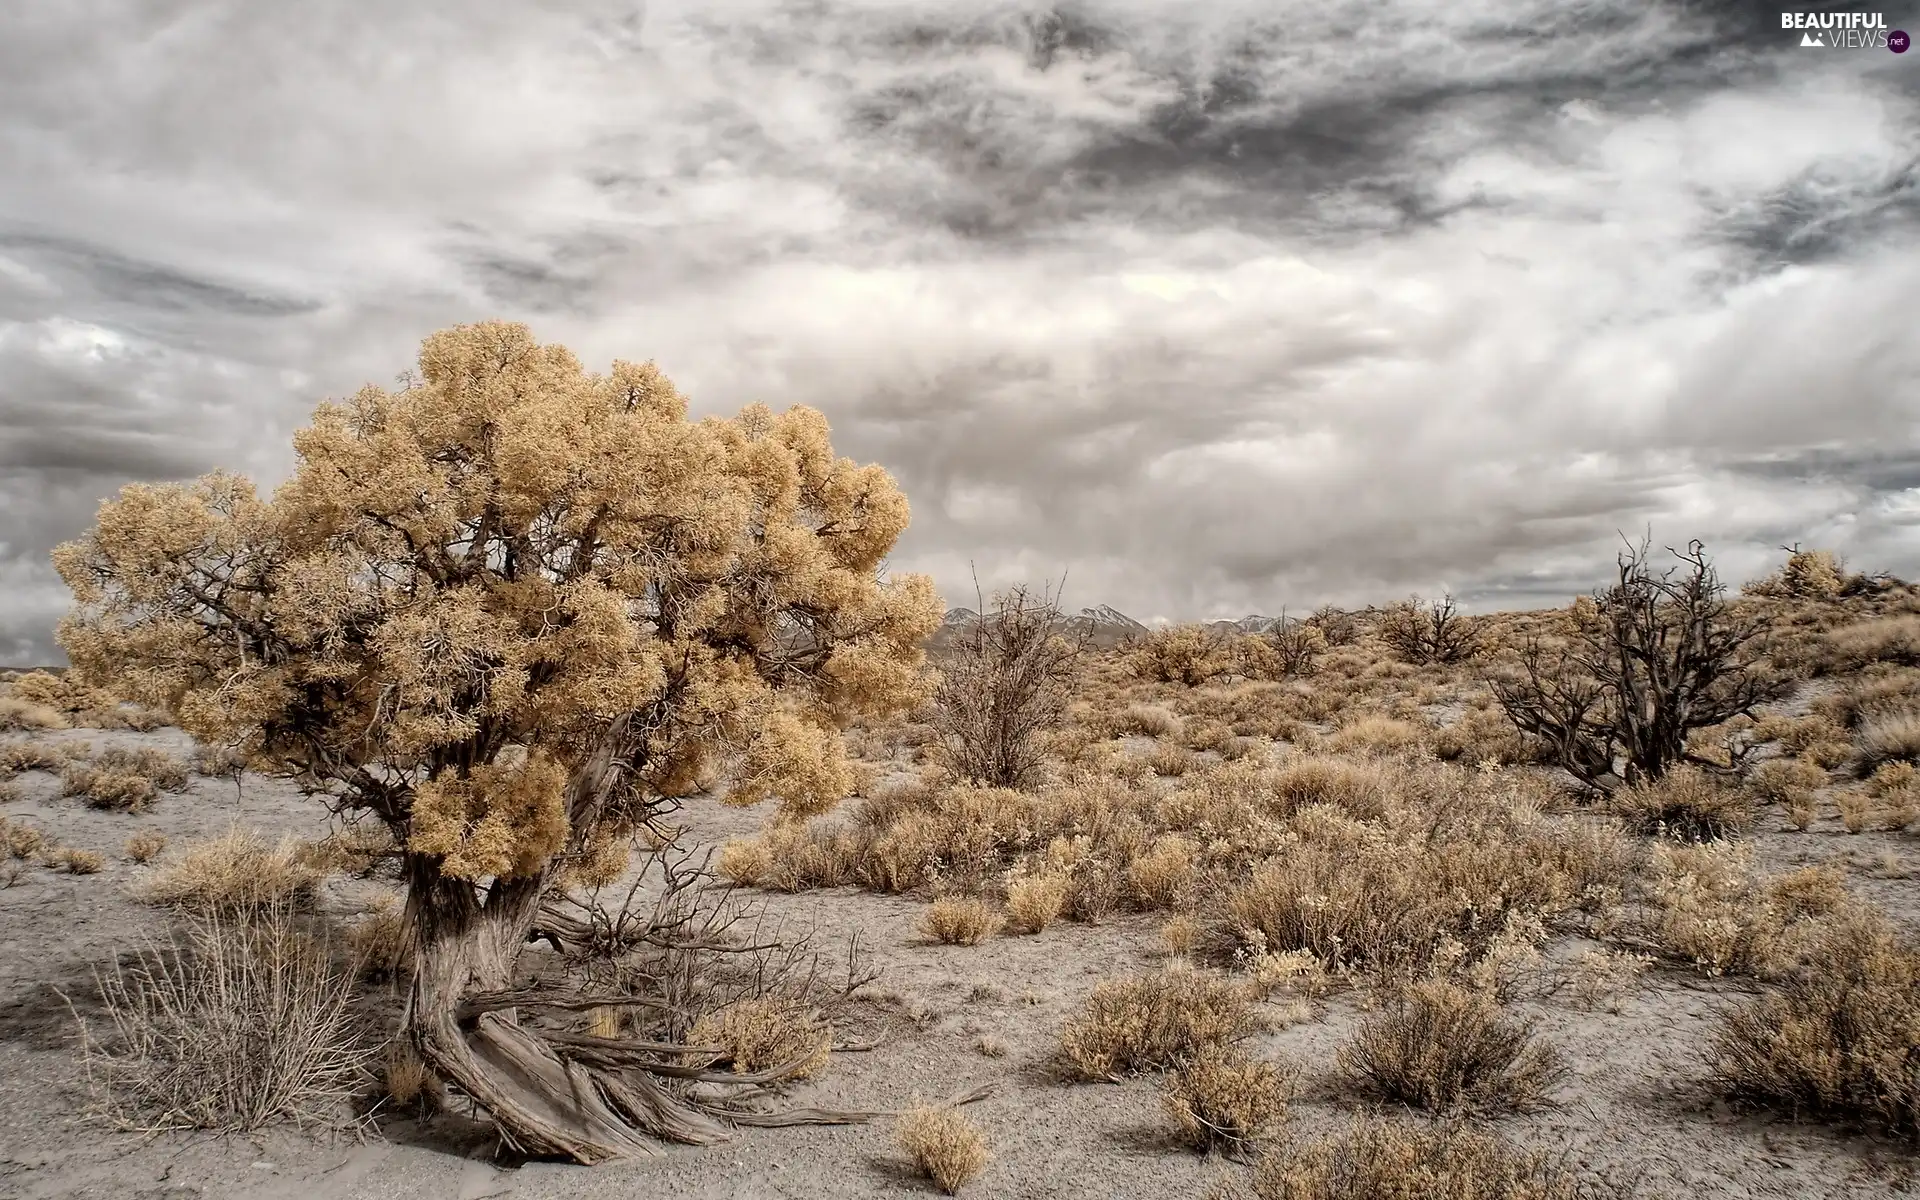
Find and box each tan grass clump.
[124,832,168,864]
[1856,707,1920,773]
[379,1043,441,1116]
[896,1104,989,1194]
[347,897,411,979]
[717,836,775,886]
[1127,833,1198,910]
[1748,756,1827,805]
[1323,717,1425,758]
[3,819,46,860]
[1647,845,1858,977]
[1223,1118,1623,1200]
[922,896,999,945]
[1709,906,1919,1139]
[0,695,69,731]
[143,829,323,911]
[1162,1043,1295,1152]
[47,845,107,874]
[1003,871,1069,934]
[1060,966,1258,1079]
[1335,980,1563,1114]
[0,739,80,774]
[1567,949,1653,1014]
[687,996,832,1079]
[77,901,371,1132]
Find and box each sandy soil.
[1,724,1916,1200]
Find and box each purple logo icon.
[1892,29,1911,52]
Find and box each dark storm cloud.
[2,0,1919,660]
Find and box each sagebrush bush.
[0,739,80,774]
[1004,872,1068,934]
[1335,980,1563,1114]
[1647,845,1857,977]
[922,896,999,945]
[1162,1043,1294,1152]
[1748,756,1827,805]
[1217,1119,1625,1200]
[47,845,107,874]
[78,902,370,1132]
[896,1105,989,1194]
[1856,707,1920,773]
[687,996,832,1079]
[1710,907,1920,1139]
[124,832,168,864]
[1060,966,1257,1079]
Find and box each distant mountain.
[928,601,1148,652]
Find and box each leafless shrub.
[74,901,372,1132]
[1492,540,1788,790]
[1335,980,1563,1114]
[1306,605,1360,648]
[1378,595,1483,665]
[897,1104,990,1194]
[932,582,1087,790]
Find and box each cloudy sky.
[3,0,1919,661]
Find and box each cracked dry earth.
[1,724,1917,1200]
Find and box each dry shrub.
[0,739,80,774]
[192,743,248,778]
[1568,949,1653,1013]
[1647,846,1854,977]
[347,897,411,979]
[896,1104,989,1194]
[1132,626,1233,686]
[688,996,832,1079]
[1336,980,1562,1114]
[1219,735,1266,761]
[1748,756,1827,805]
[922,896,999,945]
[1856,707,1920,772]
[1004,872,1068,934]
[717,836,774,886]
[4,819,47,859]
[124,832,168,863]
[1162,913,1201,956]
[1323,717,1425,758]
[1710,907,1920,1139]
[77,902,370,1131]
[1127,833,1198,909]
[1430,707,1532,767]
[1116,703,1182,738]
[1163,1044,1295,1152]
[45,845,106,874]
[1224,1119,1623,1200]
[380,1043,441,1115]
[1836,790,1873,833]
[932,583,1086,790]
[1609,767,1753,841]
[1060,966,1257,1079]
[1810,615,1920,675]
[1378,596,1482,665]
[143,829,323,911]
[0,695,69,731]
[1149,742,1199,778]
[1183,719,1235,753]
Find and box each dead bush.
[1808,615,1920,675]
[1493,540,1786,790]
[347,897,411,979]
[4,819,47,859]
[1378,595,1482,665]
[922,897,999,945]
[932,582,1087,790]
[687,996,833,1079]
[0,696,69,731]
[896,1104,989,1194]
[1060,966,1259,1079]
[143,829,323,911]
[1115,703,1181,738]
[1336,980,1562,1114]
[1567,949,1653,1013]
[1710,907,1919,1139]
[1162,1043,1295,1153]
[0,739,80,774]
[76,901,371,1131]
[1323,717,1425,758]
[379,1043,442,1116]
[1222,1118,1624,1200]
[1746,547,1845,600]
[1647,845,1857,977]
[1609,767,1754,841]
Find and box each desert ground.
[2,563,1918,1200]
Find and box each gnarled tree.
[53,322,941,1161]
[1491,539,1787,790]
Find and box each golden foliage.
[53,321,939,892]
[1060,966,1258,1079]
[1163,1044,1295,1152]
[143,829,323,911]
[687,996,832,1079]
[896,1105,990,1194]
[921,896,1000,945]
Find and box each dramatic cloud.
[3,0,1918,660]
